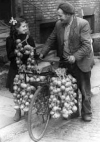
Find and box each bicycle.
[24,57,80,142]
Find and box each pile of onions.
[49,68,78,119]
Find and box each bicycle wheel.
[28,86,50,142]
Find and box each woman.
[6,17,35,121]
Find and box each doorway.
[0,0,15,24]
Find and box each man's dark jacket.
[41,16,94,72]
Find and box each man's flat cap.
[57,2,75,14]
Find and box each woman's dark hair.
[9,17,28,40]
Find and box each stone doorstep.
[0,115,62,142]
[0,114,39,142]
[0,112,79,142]
[0,119,28,142]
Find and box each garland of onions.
[49,68,78,119]
[13,36,46,112]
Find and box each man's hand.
[39,53,44,58]
[67,55,75,63]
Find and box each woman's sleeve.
[28,36,35,48]
[6,37,16,61]
[28,36,36,54]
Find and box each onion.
[65,81,72,87]
[65,96,70,102]
[64,102,70,108]
[60,85,65,91]
[20,91,26,96]
[53,88,58,94]
[62,107,67,113]
[20,83,27,88]
[14,105,20,110]
[74,99,77,104]
[56,88,60,93]
[61,95,66,100]
[13,85,18,91]
[50,111,55,115]
[52,97,57,102]
[62,113,69,119]
[31,86,36,91]
[17,43,22,48]
[16,39,21,44]
[57,80,61,86]
[19,74,24,80]
[52,113,61,118]
[72,84,77,90]
[25,50,30,55]
[58,92,62,96]
[50,95,54,99]
[68,110,73,115]
[52,106,59,111]
[51,77,56,82]
[20,104,25,109]
[70,101,74,106]
[14,49,19,54]
[73,92,77,98]
[31,59,35,64]
[72,78,77,83]
[26,86,32,92]
[29,77,35,82]
[25,102,30,106]
[13,93,17,97]
[61,79,66,85]
[23,107,29,112]
[29,94,34,99]
[72,105,77,112]
[49,86,54,91]
[53,80,58,85]
[17,94,21,98]
[36,78,40,82]
[17,52,23,57]
[39,76,45,81]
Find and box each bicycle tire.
[28,86,50,142]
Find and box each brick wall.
[22,0,100,43]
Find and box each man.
[40,2,94,121]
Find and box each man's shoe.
[82,114,92,122]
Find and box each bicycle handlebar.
[35,54,69,64]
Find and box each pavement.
[0,56,100,142]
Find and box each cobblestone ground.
[11,90,100,142]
